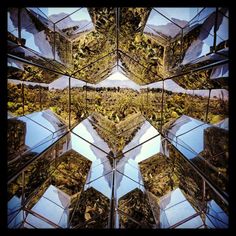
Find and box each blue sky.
[39,7,92,22]
[148,8,203,26]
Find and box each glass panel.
[72,118,110,154]
[184,8,216,33]
[175,126,211,159]
[118,189,156,228]
[8,8,19,38]
[8,174,24,228]
[159,188,203,228]
[155,8,203,26]
[7,81,23,117]
[216,9,229,47]
[70,187,110,228]
[139,149,205,228]
[165,115,209,157]
[23,84,45,114]
[88,7,115,35]
[22,8,73,66]
[24,184,70,228]
[87,112,145,156]
[204,181,228,228]
[181,8,216,65]
[120,8,150,36]
[8,126,69,179]
[119,36,164,83]
[163,88,209,126]
[197,126,229,193]
[70,131,110,171]
[123,134,162,164]
[38,8,80,21]
[145,9,182,38]
[142,81,163,130]
[25,110,67,133]
[72,36,115,78]
[86,160,112,184]
[207,89,228,124]
[8,45,68,75]
[172,68,228,90]
[54,8,93,40]
[165,115,228,193]
[54,30,73,67]
[175,215,204,228]
[116,158,143,184]
[8,111,66,163]
[166,133,228,216]
[85,172,112,200]
[139,153,177,200]
[23,150,56,200]
[168,145,204,212]
[122,120,160,154]
[72,52,116,83]
[20,8,54,58]
[7,58,25,71]
[7,57,63,84]
[22,148,91,227]
[69,78,87,125]
[51,150,92,195]
[116,171,145,200]
[205,200,228,228]
[8,115,52,153]
[210,64,228,79]
[7,64,70,125]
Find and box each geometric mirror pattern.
[7,7,229,229]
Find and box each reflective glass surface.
[24,185,70,228]
[159,188,203,228]
[145,9,182,39]
[122,120,160,154]
[7,7,229,229]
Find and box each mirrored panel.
[122,120,160,154]
[120,8,150,37]
[24,184,71,228]
[8,8,19,38]
[54,8,94,40]
[207,89,228,124]
[8,174,24,228]
[118,188,156,228]
[116,171,145,200]
[155,8,203,26]
[72,118,110,154]
[216,8,229,49]
[9,147,92,228]
[84,172,112,200]
[7,7,229,229]
[116,158,143,185]
[70,187,110,228]
[158,188,204,228]
[165,115,228,193]
[7,121,69,180]
[181,8,216,65]
[88,7,116,35]
[144,9,183,39]
[87,112,145,156]
[119,38,164,84]
[72,52,116,83]
[122,134,162,164]
[172,67,228,90]
[8,45,68,75]
[163,88,210,125]
[7,57,62,84]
